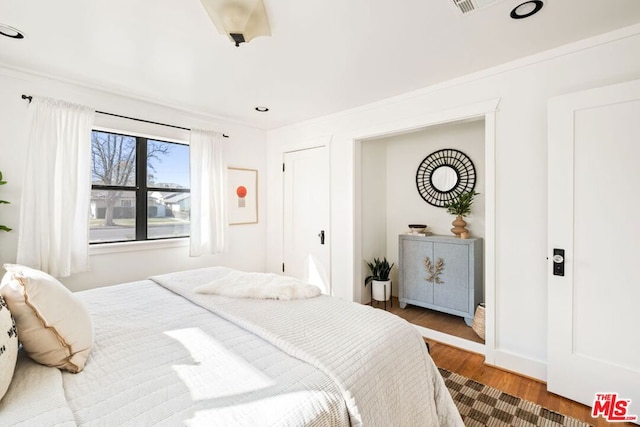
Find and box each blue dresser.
[398,234,483,326]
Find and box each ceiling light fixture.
[510,0,544,19]
[0,24,24,39]
[199,0,271,47]
[255,106,269,112]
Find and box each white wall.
[265,24,640,380]
[383,120,485,239]
[0,67,267,291]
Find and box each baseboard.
[413,324,485,355]
[490,349,547,382]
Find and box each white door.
[548,79,640,422]
[283,146,331,294]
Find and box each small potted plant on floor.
[364,257,394,302]
[445,191,479,238]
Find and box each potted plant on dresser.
[364,257,394,303]
[445,191,479,238]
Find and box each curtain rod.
[21,94,229,138]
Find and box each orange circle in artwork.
[236,186,247,198]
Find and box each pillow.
[0,295,18,401]
[0,264,93,373]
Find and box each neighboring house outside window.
[90,130,190,243]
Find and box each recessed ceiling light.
[0,24,25,39]
[510,0,543,19]
[255,106,269,112]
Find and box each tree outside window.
[90,130,190,243]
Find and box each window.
[90,130,190,243]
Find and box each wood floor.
[378,298,484,343]
[371,299,635,427]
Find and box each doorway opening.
[353,99,498,356]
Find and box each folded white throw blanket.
[194,270,321,300]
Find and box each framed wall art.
[228,167,258,225]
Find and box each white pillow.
[0,295,18,401]
[0,264,93,373]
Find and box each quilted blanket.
[1,279,350,426]
[151,267,463,427]
[1,267,463,426]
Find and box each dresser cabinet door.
[433,243,470,313]
[400,239,433,304]
[399,235,481,321]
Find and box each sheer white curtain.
[189,129,227,256]
[17,97,95,277]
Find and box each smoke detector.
[451,0,506,14]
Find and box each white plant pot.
[372,279,391,302]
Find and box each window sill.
[89,237,189,255]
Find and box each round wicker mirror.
[415,149,476,207]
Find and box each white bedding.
[0,352,76,426]
[0,267,463,426]
[67,280,348,426]
[150,267,462,427]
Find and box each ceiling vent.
[451,0,505,14]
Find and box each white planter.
[372,279,391,302]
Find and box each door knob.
[318,230,325,245]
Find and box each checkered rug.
[439,368,591,427]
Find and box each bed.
[0,265,463,426]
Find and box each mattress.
[0,267,463,426]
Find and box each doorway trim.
[352,98,499,359]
